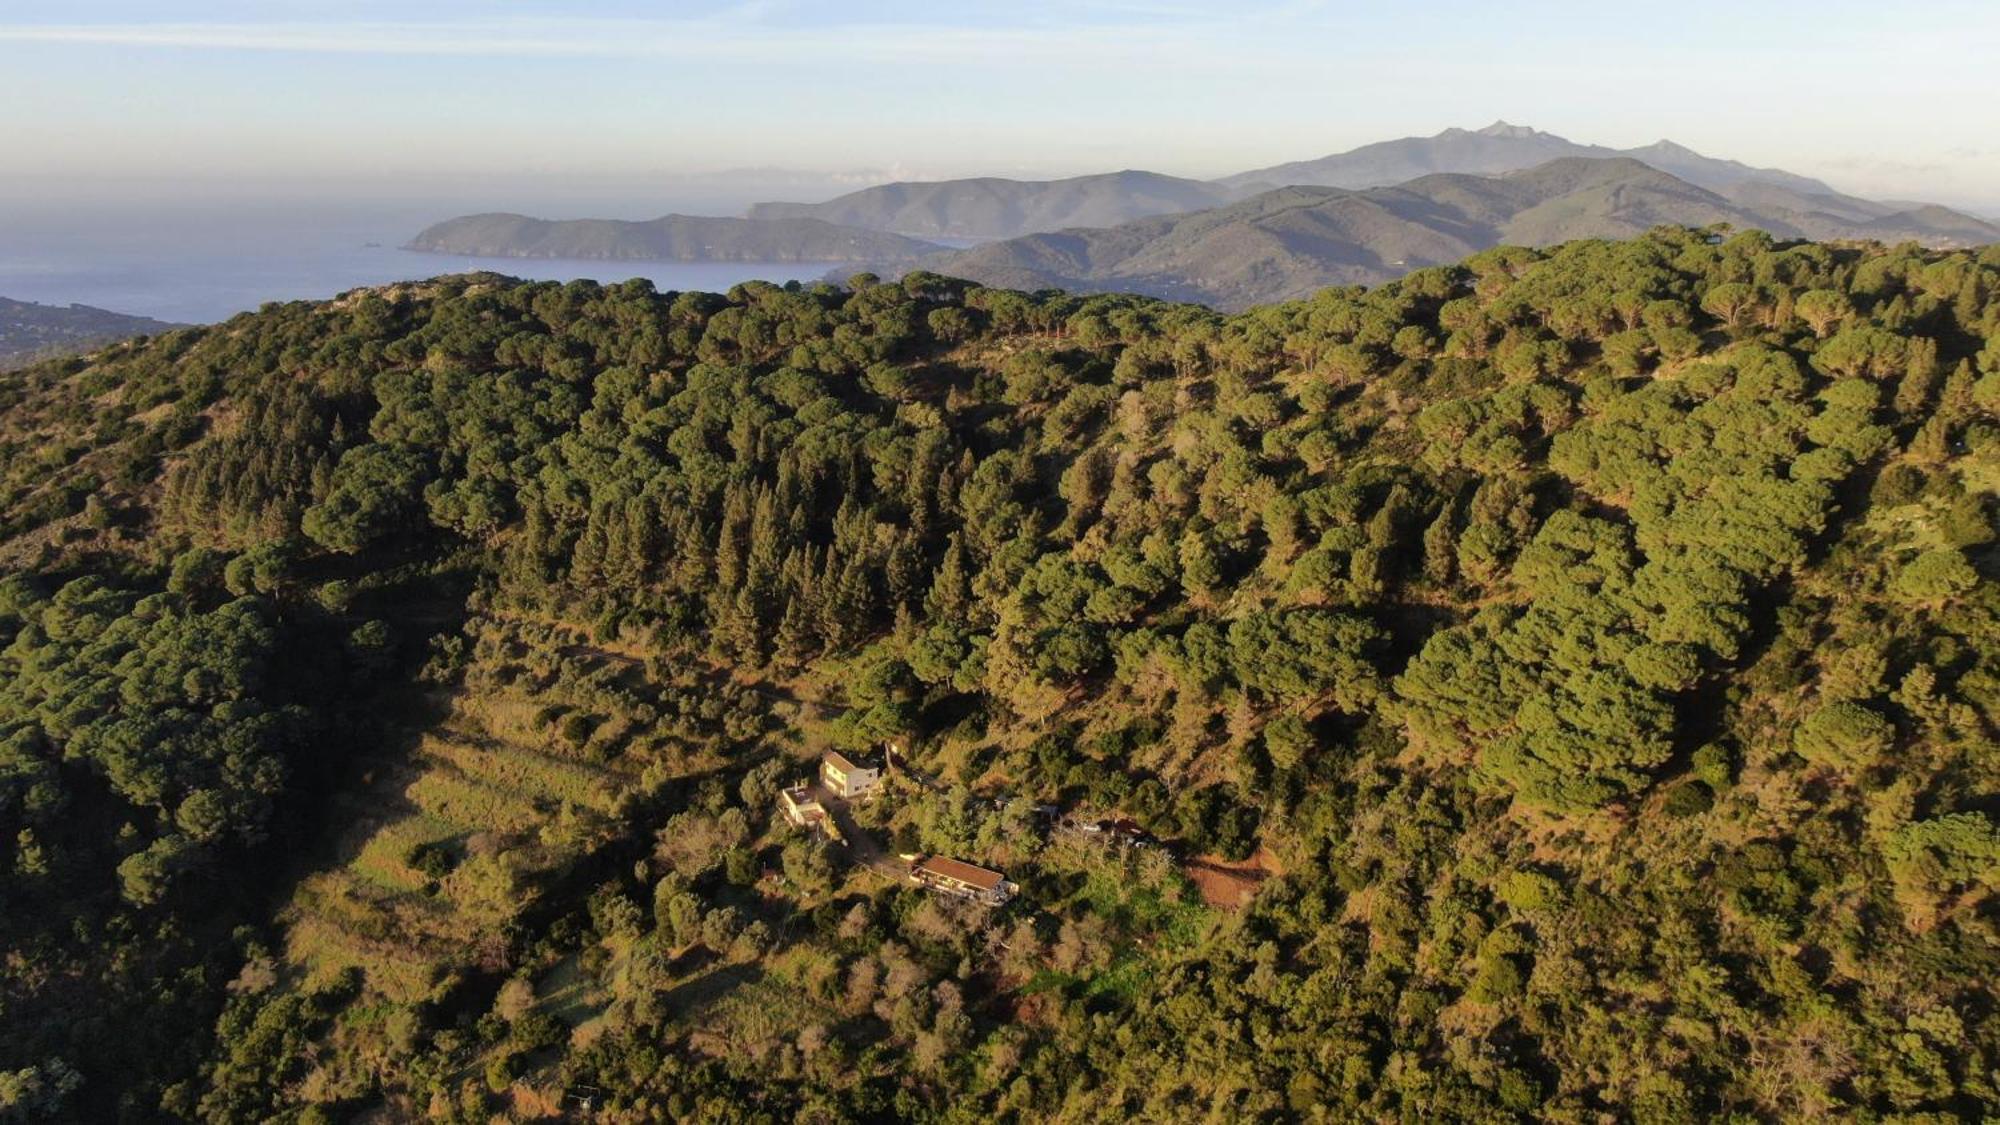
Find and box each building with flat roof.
[910,855,1015,904]
[779,785,824,829]
[820,751,882,800]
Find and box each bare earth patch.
[1181,846,1281,910]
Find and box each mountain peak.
[1476,120,1541,139]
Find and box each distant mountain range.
[406,213,940,263]
[405,123,2000,310]
[925,156,2000,309]
[1217,121,1841,197]
[746,170,1239,240]
[0,297,181,370]
[756,122,1937,242]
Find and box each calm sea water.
[0,196,852,325]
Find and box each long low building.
[910,855,1016,904]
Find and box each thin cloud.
[0,15,1282,69]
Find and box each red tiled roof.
[915,856,1004,891]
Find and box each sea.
[0,191,856,326]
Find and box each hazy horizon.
[6,1,2000,215]
[7,1,2000,323]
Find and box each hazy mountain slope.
[1222,121,1847,199]
[925,157,2000,309]
[405,212,942,262]
[925,159,1748,307]
[934,189,1482,305]
[1616,138,1837,194]
[1858,204,2000,244]
[0,296,182,369]
[410,124,1989,268]
[745,170,1239,240]
[1493,157,1785,243]
[1220,120,1614,191]
[1720,180,1899,224]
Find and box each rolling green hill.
[1,231,1998,1121]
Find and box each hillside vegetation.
[1,228,1998,1122]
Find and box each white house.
[820,751,882,800]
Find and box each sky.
[4,0,2000,213]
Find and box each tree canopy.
[0,229,1997,1121]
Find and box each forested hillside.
[2,227,1998,1122]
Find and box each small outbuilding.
[779,785,824,829]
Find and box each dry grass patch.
[422,731,620,814]
[405,768,547,833]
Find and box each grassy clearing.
[1074,865,1209,948]
[1012,845,1216,1006]
[536,955,607,1029]
[678,963,833,1050]
[285,912,446,1004]
[422,731,620,814]
[350,814,459,892]
[403,768,547,833]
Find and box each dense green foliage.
[1,226,1997,1122]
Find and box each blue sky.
[6,1,1999,209]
